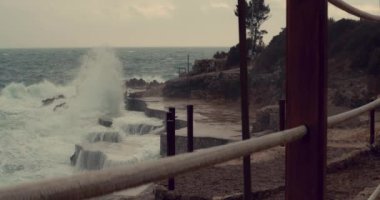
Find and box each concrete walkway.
[142,97,256,141]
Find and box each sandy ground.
[157,125,380,199]
[150,96,380,199]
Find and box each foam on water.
[0,48,160,186]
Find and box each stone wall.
[251,105,280,133]
[163,72,240,100]
[125,98,232,156]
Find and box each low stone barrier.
[125,97,233,156]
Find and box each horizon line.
[0,46,231,50]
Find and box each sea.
[0,47,227,187]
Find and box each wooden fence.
[0,0,379,199]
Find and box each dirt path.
[263,151,380,200]
[157,126,380,200]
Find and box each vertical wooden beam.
[285,0,327,199]
[237,0,252,199]
[169,107,176,118]
[166,112,175,190]
[187,105,194,152]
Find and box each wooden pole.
[187,105,194,152]
[166,112,175,190]
[237,0,252,199]
[285,0,328,199]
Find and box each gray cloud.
[0,0,378,48]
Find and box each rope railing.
[328,0,380,22]
[0,2,377,200]
[368,184,380,200]
[1,97,380,199]
[328,98,380,127]
[0,126,307,200]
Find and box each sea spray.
[70,48,124,117]
[0,47,226,185]
[0,48,160,186]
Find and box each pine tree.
[236,0,270,58]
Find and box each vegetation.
[253,19,380,74]
[243,0,270,58]
[225,38,253,68]
[249,19,380,107]
[213,51,228,59]
[329,19,380,73]
[165,19,380,105]
[225,0,270,68]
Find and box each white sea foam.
[70,48,124,117]
[0,48,160,186]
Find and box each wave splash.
[71,48,124,117]
[0,48,160,186]
[0,47,124,117]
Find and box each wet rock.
[122,124,162,135]
[42,94,65,106]
[87,132,121,143]
[98,117,113,127]
[126,78,147,88]
[70,144,107,170]
[53,102,67,111]
[70,144,82,166]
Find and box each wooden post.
[237,0,252,199]
[166,112,175,190]
[370,110,375,146]
[169,107,176,118]
[187,105,194,152]
[285,0,328,199]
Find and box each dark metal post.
[237,0,251,199]
[285,0,327,199]
[279,99,286,131]
[166,112,175,190]
[169,107,176,117]
[370,110,375,146]
[187,105,194,152]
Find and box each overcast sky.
[0,0,379,48]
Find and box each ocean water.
[0,47,227,88]
[0,47,227,187]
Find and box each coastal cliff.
[161,19,380,108]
